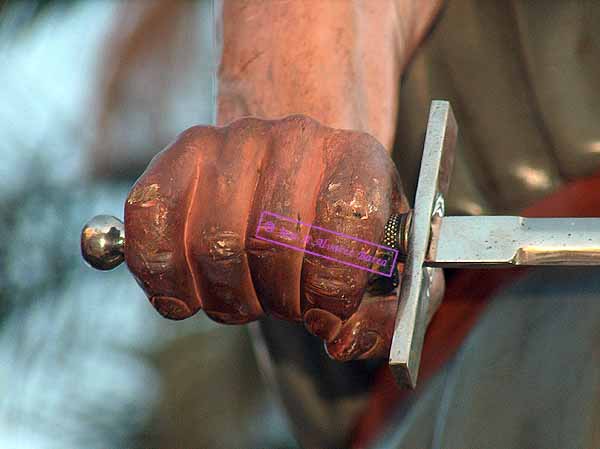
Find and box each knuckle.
[137,250,174,275]
[219,116,271,142]
[126,192,177,275]
[201,230,245,264]
[345,129,387,158]
[192,230,247,286]
[127,182,163,209]
[245,235,279,259]
[175,124,218,148]
[189,230,261,324]
[319,166,389,227]
[303,263,363,318]
[274,114,322,138]
[325,185,383,222]
[280,113,320,128]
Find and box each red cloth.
[351,171,600,449]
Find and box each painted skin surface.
[125,115,413,360]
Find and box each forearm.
[217,0,443,152]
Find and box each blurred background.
[0,0,297,447]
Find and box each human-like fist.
[125,115,416,360]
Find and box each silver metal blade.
[427,216,600,267]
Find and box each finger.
[246,116,328,321]
[325,268,445,361]
[187,118,268,324]
[325,292,397,361]
[301,131,404,332]
[125,128,208,320]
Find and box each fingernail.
[149,295,192,320]
[303,308,342,342]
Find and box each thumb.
[322,268,445,361]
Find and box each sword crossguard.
[388,100,458,388]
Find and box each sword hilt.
[79,100,458,391]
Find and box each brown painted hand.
[125,115,412,360]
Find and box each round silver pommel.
[81,215,125,270]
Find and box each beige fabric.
[375,267,600,449]
[394,0,600,215]
[377,3,600,448]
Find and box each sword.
[389,100,600,389]
[79,101,600,389]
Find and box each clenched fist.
[125,115,418,360]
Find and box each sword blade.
[427,216,600,267]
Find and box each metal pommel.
[81,215,125,270]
